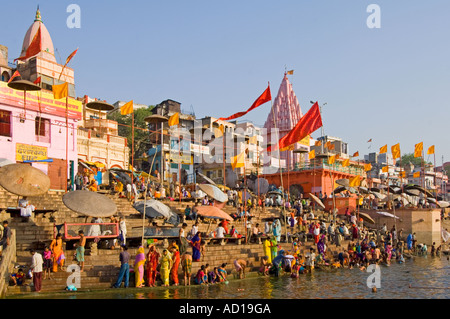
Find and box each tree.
[399,153,431,168]
[108,106,155,166]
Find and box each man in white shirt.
[30,249,44,292]
[215,225,226,239]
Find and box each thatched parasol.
[358,212,375,224]
[309,192,325,209]
[195,206,233,221]
[336,179,349,187]
[198,184,228,203]
[0,163,50,196]
[62,190,117,218]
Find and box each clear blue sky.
[2,1,449,165]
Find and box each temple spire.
[35,5,42,22]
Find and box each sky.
[2,0,449,166]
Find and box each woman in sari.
[273,219,281,242]
[263,237,272,263]
[134,246,146,288]
[317,238,326,257]
[159,249,173,287]
[50,234,65,272]
[190,232,202,262]
[146,245,160,287]
[270,236,278,262]
[170,246,180,286]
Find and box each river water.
[11,255,450,299]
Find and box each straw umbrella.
[7,79,41,120]
[0,163,50,196]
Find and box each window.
[35,117,50,143]
[0,110,11,137]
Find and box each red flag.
[65,48,78,65]
[268,102,322,152]
[218,85,271,121]
[15,26,41,61]
[33,76,41,84]
[7,71,21,83]
[59,48,78,80]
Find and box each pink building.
[0,9,81,190]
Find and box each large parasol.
[0,163,50,196]
[358,212,375,224]
[133,200,180,226]
[8,79,41,119]
[309,192,325,209]
[195,206,233,221]
[198,184,228,203]
[62,190,117,218]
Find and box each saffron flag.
[364,163,372,171]
[33,76,41,84]
[399,171,406,178]
[287,70,294,75]
[15,26,41,61]
[352,151,359,158]
[268,102,322,152]
[218,85,271,121]
[120,100,134,115]
[309,149,315,160]
[349,176,360,187]
[414,142,423,158]
[379,145,387,154]
[52,82,68,100]
[328,155,336,165]
[168,112,180,127]
[280,144,295,152]
[427,145,435,155]
[325,141,335,150]
[413,171,420,178]
[367,139,372,143]
[8,71,21,83]
[231,151,246,170]
[314,140,322,146]
[382,166,389,173]
[342,159,350,167]
[391,143,401,159]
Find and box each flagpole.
[223,129,226,188]
[65,96,69,192]
[179,125,182,205]
[142,151,158,245]
[131,111,135,170]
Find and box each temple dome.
[20,8,56,63]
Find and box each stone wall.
[366,209,442,245]
[0,229,16,298]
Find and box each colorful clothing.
[170,250,180,285]
[264,239,272,263]
[160,251,172,286]
[76,246,85,262]
[134,246,146,287]
[182,256,192,275]
[50,238,65,272]
[270,238,278,262]
[190,233,201,261]
[146,248,160,286]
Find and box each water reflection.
[11,256,449,299]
